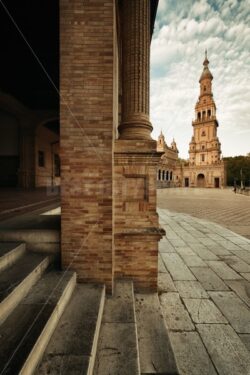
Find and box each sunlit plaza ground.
[157,188,250,374]
[158,187,250,239]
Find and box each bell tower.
[189,51,222,166]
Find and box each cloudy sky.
[150,0,250,158]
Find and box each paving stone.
[160,293,194,331]
[225,280,250,307]
[231,250,250,265]
[174,281,208,299]
[226,236,249,245]
[198,238,217,246]
[135,294,178,374]
[239,334,250,351]
[169,238,186,247]
[159,240,175,253]
[197,324,250,375]
[183,298,228,324]
[191,245,219,260]
[240,243,250,251]
[190,267,229,291]
[158,255,166,273]
[209,291,250,333]
[220,255,250,273]
[94,323,139,375]
[206,260,242,280]
[161,253,196,281]
[241,273,250,281]
[206,245,232,256]
[174,246,196,256]
[169,332,217,375]
[215,240,241,251]
[180,254,207,267]
[158,272,176,292]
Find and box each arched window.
[166,171,169,180]
[202,145,205,150]
[204,86,206,92]
[198,112,201,120]
[162,171,165,180]
[170,171,173,181]
[202,111,206,118]
[208,109,211,117]
[201,130,206,137]
[158,170,161,180]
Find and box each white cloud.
[151,0,250,158]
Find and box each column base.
[118,120,153,140]
[114,139,165,292]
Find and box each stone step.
[0,229,60,253]
[135,293,178,375]
[0,270,76,375]
[94,281,140,375]
[36,283,105,375]
[0,252,51,324]
[0,242,26,273]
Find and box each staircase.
[0,242,178,375]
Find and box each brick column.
[118,0,152,140]
[60,0,115,292]
[114,1,164,291]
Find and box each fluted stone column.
[118,0,152,140]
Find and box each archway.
[197,173,205,188]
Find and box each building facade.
[156,131,181,188]
[158,52,226,188]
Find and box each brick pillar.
[118,0,152,140]
[114,0,164,291]
[60,0,115,292]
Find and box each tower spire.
[203,49,209,67]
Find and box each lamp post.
[240,168,244,190]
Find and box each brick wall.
[60,0,115,291]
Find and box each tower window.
[204,86,206,92]
[208,109,211,117]
[198,112,201,120]
[201,154,205,162]
[202,111,206,118]
[201,130,206,136]
[202,145,205,150]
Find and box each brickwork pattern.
[60,0,114,290]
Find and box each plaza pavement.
[157,188,250,239]
[158,207,250,375]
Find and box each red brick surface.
[60,0,114,290]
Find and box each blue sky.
[150,0,250,158]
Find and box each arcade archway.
[197,173,205,188]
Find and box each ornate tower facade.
[180,52,226,188]
[189,51,222,167]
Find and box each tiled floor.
[157,188,250,239]
[158,208,250,375]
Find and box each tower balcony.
[192,116,218,126]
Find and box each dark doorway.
[214,178,220,188]
[197,174,205,188]
[185,178,189,187]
